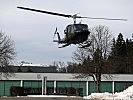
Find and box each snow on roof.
[9,60,48,67]
[21,63,45,67]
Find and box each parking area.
[0,97,85,100]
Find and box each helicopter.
[17,6,127,48]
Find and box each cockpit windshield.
[74,24,88,31]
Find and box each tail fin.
[56,32,61,41]
[53,27,61,42]
[53,27,57,39]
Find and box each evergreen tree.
[116,33,127,57]
[108,33,133,73]
[126,38,133,73]
[114,33,127,73]
[108,38,118,73]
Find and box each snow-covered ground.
[84,85,133,100]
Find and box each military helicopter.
[17,6,127,48]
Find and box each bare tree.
[52,61,67,72]
[72,25,113,92]
[0,31,16,78]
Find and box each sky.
[0,0,133,65]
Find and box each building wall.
[0,73,133,96]
[56,81,86,96]
[0,80,20,96]
[88,81,113,94]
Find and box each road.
[0,97,85,100]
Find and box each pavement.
[0,96,85,100]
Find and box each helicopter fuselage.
[64,30,89,44]
[53,24,90,47]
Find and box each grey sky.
[0,0,132,65]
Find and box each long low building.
[0,73,133,96]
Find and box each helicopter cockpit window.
[65,25,73,33]
[74,24,88,31]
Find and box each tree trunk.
[95,80,101,93]
[95,70,101,93]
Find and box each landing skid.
[79,43,91,48]
[58,43,71,48]
[78,41,91,48]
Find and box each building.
[0,66,133,96]
[8,65,58,73]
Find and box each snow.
[27,95,82,99]
[84,85,133,100]
[10,60,48,66]
[21,63,45,66]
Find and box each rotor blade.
[85,17,127,21]
[17,6,127,21]
[70,15,127,21]
[17,6,72,18]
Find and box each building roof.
[1,73,133,82]
[8,65,58,73]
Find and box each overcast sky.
[0,0,133,65]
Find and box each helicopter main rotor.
[17,6,127,24]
